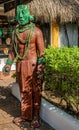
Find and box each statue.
[3,4,45,129]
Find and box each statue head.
[16,5,34,25]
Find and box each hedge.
[44,46,79,113]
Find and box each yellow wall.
[52,22,59,48]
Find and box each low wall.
[11,82,79,130]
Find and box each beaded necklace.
[13,23,35,61]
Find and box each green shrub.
[44,46,79,110]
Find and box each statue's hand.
[37,64,44,79]
[3,64,11,75]
[37,64,44,71]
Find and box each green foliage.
[44,46,79,101]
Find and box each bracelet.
[6,59,13,65]
[37,56,45,65]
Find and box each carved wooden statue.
[3,4,45,128]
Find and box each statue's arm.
[36,27,45,57]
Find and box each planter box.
[11,83,79,130]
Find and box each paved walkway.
[0,77,55,130]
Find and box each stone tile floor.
[0,77,55,130]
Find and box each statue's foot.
[13,117,26,126]
[30,116,41,128]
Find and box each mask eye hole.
[22,10,25,15]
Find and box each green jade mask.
[16,5,34,25]
[14,5,35,61]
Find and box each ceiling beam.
[4,0,32,12]
[0,0,11,4]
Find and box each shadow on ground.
[0,85,21,117]
[0,84,54,130]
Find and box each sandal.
[13,117,26,126]
[30,116,41,128]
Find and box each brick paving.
[0,77,55,130]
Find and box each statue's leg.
[30,75,42,128]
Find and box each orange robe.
[15,26,44,120]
